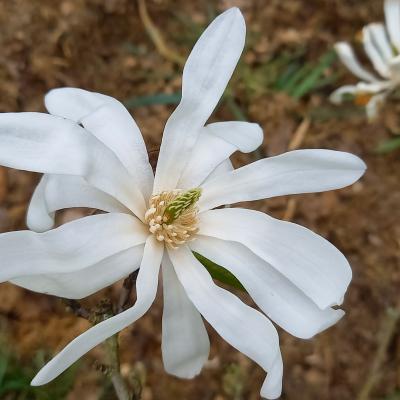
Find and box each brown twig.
[118,270,139,313]
[62,299,90,320]
[137,0,185,67]
[356,307,400,400]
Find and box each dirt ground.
[0,0,399,399]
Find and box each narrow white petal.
[0,213,148,282]
[384,0,400,53]
[367,23,394,63]
[199,208,352,309]
[199,149,366,212]
[191,237,345,339]
[330,81,392,105]
[46,88,153,201]
[26,175,55,233]
[81,102,153,200]
[31,236,163,386]
[153,8,246,192]
[389,54,400,79]
[366,93,388,120]
[0,112,146,218]
[178,122,262,188]
[330,85,358,104]
[362,27,391,78]
[205,121,263,153]
[202,158,234,183]
[45,87,115,121]
[162,255,210,378]
[168,246,283,399]
[27,175,129,232]
[334,42,379,82]
[11,245,144,299]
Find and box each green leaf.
[376,136,400,154]
[193,251,245,291]
[291,50,337,99]
[124,92,181,109]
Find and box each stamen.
[144,189,201,249]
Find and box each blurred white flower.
[331,0,400,120]
[0,8,366,399]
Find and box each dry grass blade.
[137,0,185,67]
[357,308,400,400]
[283,117,311,221]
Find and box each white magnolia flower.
[0,8,366,399]
[331,0,400,120]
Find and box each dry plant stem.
[283,117,311,221]
[106,333,133,400]
[357,307,400,400]
[287,117,310,151]
[62,298,90,319]
[62,298,134,399]
[137,0,185,67]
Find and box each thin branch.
[62,299,90,320]
[118,270,139,313]
[137,0,185,67]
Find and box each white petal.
[389,54,400,79]
[199,149,366,212]
[330,85,358,104]
[153,8,246,193]
[168,246,282,399]
[334,42,379,82]
[191,236,345,339]
[11,244,144,299]
[45,87,115,121]
[81,102,153,200]
[366,23,394,63]
[46,88,153,201]
[26,175,55,233]
[202,158,234,183]
[178,122,262,188]
[384,0,400,53]
[31,236,163,386]
[205,121,263,153]
[161,255,210,378]
[199,208,352,309]
[0,213,148,282]
[27,175,129,232]
[366,93,388,120]
[330,81,392,105]
[0,112,146,218]
[362,26,391,78]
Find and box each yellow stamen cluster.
[144,189,201,249]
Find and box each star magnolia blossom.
[0,8,366,399]
[331,0,400,120]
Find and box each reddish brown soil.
[0,1,399,399]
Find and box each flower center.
[144,188,201,249]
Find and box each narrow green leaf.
[291,50,336,99]
[281,63,313,94]
[376,136,400,154]
[124,92,181,109]
[0,353,8,386]
[193,251,245,291]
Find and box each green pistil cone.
[163,188,202,223]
